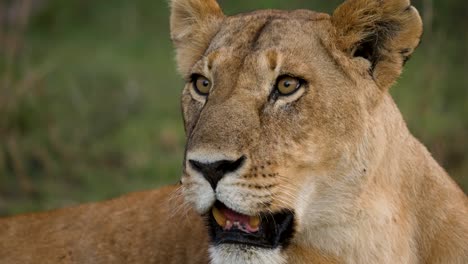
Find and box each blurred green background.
[0,0,466,216]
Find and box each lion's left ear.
[332,0,423,89]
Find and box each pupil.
[203,80,209,87]
[284,81,290,87]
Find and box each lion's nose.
[188,156,246,190]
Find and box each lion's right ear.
[170,0,224,75]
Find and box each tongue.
[217,207,260,233]
[221,207,250,223]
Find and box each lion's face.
[170,0,422,262]
[181,9,370,232]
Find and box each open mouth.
[206,201,295,249]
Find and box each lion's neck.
[296,94,440,263]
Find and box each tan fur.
[1,0,467,263]
[0,185,209,263]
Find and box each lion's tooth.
[225,220,232,230]
[212,207,226,227]
[249,215,261,229]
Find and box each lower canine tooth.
[212,207,227,227]
[249,216,261,229]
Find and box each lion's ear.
[170,0,224,74]
[332,0,423,89]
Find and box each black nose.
[188,156,246,190]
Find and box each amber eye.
[276,76,302,95]
[193,75,212,95]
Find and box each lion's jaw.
[170,0,424,262]
[209,245,286,264]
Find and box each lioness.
[1,0,467,263]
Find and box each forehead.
[206,9,331,55]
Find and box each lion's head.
[170,0,422,262]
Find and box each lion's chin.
[206,201,295,249]
[209,244,287,264]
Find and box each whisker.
[274,174,302,188]
[169,185,194,220]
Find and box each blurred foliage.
[0,0,466,215]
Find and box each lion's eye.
[276,76,302,95]
[192,75,212,95]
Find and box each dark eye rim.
[274,75,306,96]
[190,74,211,96]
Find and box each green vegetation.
[0,0,466,215]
